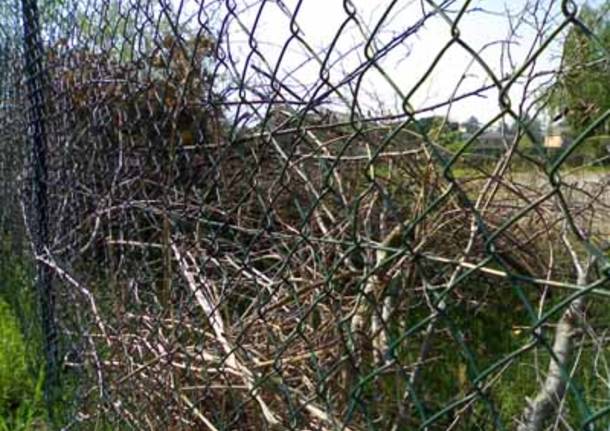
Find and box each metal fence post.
[21,0,58,411]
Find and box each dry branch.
[518,233,591,431]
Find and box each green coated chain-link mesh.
[1,0,609,429]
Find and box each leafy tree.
[548,3,610,134]
[415,115,462,148]
[463,115,481,134]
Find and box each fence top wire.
[1,0,610,429]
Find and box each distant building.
[462,130,515,155]
[474,131,514,151]
[544,118,571,150]
[544,134,565,149]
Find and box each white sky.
[205,0,604,125]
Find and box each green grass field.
[0,299,46,430]
[0,244,47,431]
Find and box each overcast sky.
[201,0,605,126]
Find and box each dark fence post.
[21,0,58,411]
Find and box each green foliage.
[0,241,48,430]
[417,115,460,141]
[574,135,610,164]
[0,244,39,366]
[0,370,45,431]
[549,3,610,133]
[358,274,539,429]
[463,116,481,134]
[0,300,31,413]
[0,298,46,430]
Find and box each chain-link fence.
[1,0,610,429]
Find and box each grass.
[563,163,610,176]
[0,299,46,430]
[0,241,49,430]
